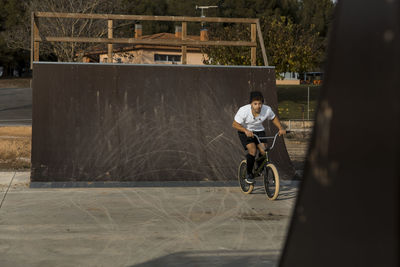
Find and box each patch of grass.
[0,126,31,170]
[0,126,31,137]
[277,85,321,120]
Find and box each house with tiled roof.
[83,25,209,65]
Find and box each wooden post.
[30,13,34,69]
[256,20,269,66]
[31,13,40,69]
[251,23,256,66]
[108,19,113,63]
[34,19,40,63]
[182,22,187,64]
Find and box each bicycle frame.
[252,132,280,176]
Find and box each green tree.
[121,0,219,36]
[217,0,300,22]
[0,0,29,76]
[121,0,170,34]
[299,0,335,37]
[202,24,252,65]
[203,16,322,77]
[263,16,322,77]
[298,0,335,67]
[202,1,333,73]
[1,0,29,51]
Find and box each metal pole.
[307,86,310,120]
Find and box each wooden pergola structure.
[31,12,268,68]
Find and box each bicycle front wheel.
[263,163,280,200]
[238,160,254,194]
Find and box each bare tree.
[4,0,124,62]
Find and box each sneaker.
[245,173,255,184]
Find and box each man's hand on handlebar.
[278,129,286,136]
[244,129,254,138]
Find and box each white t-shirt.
[234,104,276,131]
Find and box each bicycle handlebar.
[253,130,291,151]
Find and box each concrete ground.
[0,172,299,267]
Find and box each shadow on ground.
[131,249,279,267]
[250,183,299,201]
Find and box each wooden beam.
[256,20,268,66]
[35,36,257,47]
[182,22,187,64]
[108,20,113,63]
[34,12,258,24]
[251,23,256,66]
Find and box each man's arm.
[272,116,286,136]
[232,120,254,137]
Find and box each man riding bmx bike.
[232,91,286,184]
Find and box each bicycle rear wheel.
[238,160,254,194]
[263,163,280,200]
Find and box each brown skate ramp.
[31,63,294,183]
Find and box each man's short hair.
[249,91,264,103]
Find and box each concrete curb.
[30,180,239,188]
[1,172,302,189]
[30,179,301,188]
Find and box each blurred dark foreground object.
[280,0,399,266]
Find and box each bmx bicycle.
[238,131,289,200]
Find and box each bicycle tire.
[238,160,254,194]
[263,163,280,200]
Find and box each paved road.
[0,88,32,126]
[0,172,299,267]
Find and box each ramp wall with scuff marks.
[31,63,295,182]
